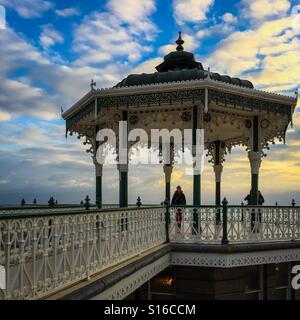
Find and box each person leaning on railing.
[171,186,186,229]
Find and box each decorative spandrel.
[68,125,96,155]
[257,114,288,154]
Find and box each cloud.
[203,15,300,94]
[196,21,235,40]
[132,57,162,74]
[0,27,130,120]
[173,0,214,25]
[39,24,64,49]
[0,0,52,18]
[107,0,156,37]
[194,12,238,41]
[71,1,158,66]
[0,1,159,120]
[241,0,291,21]
[221,12,238,24]
[72,11,154,66]
[0,28,59,119]
[0,78,59,120]
[55,7,80,17]
[0,120,97,204]
[0,110,11,121]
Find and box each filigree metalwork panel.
[209,90,290,115]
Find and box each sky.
[0,0,300,206]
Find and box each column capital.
[163,165,173,183]
[117,164,128,173]
[213,164,223,183]
[248,151,262,174]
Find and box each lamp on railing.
[136,196,142,208]
[291,199,296,207]
[84,195,91,210]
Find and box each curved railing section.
[0,206,166,300]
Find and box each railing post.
[165,203,170,242]
[291,199,296,241]
[193,208,199,235]
[222,198,229,245]
[241,202,244,222]
[84,195,91,210]
[136,196,142,208]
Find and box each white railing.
[169,206,223,243]
[0,207,166,300]
[169,205,300,244]
[227,206,300,243]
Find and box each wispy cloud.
[73,12,153,65]
[221,12,238,24]
[203,14,300,94]
[55,7,80,18]
[241,0,291,22]
[0,0,53,18]
[72,1,158,66]
[173,0,214,25]
[39,24,64,49]
[0,27,130,120]
[107,0,156,37]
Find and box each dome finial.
[176,31,184,51]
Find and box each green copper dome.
[115,33,254,89]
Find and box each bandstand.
[62,33,297,208]
[1,33,300,301]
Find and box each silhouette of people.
[244,190,265,206]
[244,190,265,232]
[171,186,186,229]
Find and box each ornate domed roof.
[155,32,203,72]
[115,33,254,89]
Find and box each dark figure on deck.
[244,191,251,206]
[244,190,265,205]
[258,191,265,206]
[171,186,186,229]
[244,190,265,231]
